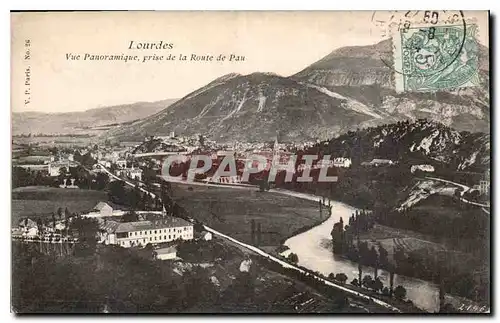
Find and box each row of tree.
[12,165,109,191]
[107,180,162,211]
[331,209,489,306]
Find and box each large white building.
[99,216,194,248]
[128,168,143,181]
[116,159,127,169]
[333,157,352,168]
[410,164,435,174]
[48,161,71,176]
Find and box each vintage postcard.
[11,11,490,314]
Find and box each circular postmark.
[370,10,467,78]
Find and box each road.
[98,163,402,313]
[424,176,490,212]
[424,176,471,193]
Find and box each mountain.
[292,39,490,133]
[106,39,489,144]
[106,73,378,143]
[293,39,395,88]
[12,99,177,136]
[314,119,490,172]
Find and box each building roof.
[156,246,177,255]
[371,159,393,163]
[101,217,193,234]
[94,202,112,211]
[276,245,290,253]
[50,161,70,167]
[19,218,37,228]
[99,220,121,233]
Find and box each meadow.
[170,184,323,247]
[11,186,107,226]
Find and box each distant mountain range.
[105,38,489,143]
[14,38,488,143]
[12,99,177,136]
[105,72,374,142]
[293,39,490,135]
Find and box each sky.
[11,11,489,113]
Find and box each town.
[10,10,490,315]
[12,125,490,314]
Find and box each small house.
[276,245,292,258]
[410,164,435,174]
[362,159,394,167]
[116,159,127,169]
[155,246,178,260]
[93,202,113,217]
[196,230,212,241]
[333,157,352,168]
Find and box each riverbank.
[100,169,487,313]
[281,193,488,313]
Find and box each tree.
[394,285,407,300]
[57,207,63,221]
[288,253,299,264]
[358,261,363,287]
[125,186,142,210]
[378,243,389,268]
[59,166,67,176]
[70,216,99,257]
[121,211,139,223]
[350,278,359,286]
[251,219,256,245]
[330,218,345,254]
[95,172,109,190]
[334,273,348,285]
[369,246,379,278]
[389,268,395,296]
[51,213,56,229]
[372,277,384,293]
[108,180,126,204]
[362,275,374,289]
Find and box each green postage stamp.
[393,23,480,92]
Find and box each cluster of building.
[361,158,396,167]
[12,217,67,240]
[140,132,217,155]
[13,198,210,261]
[472,169,491,196]
[98,217,194,248]
[410,164,435,174]
[114,164,144,181]
[48,153,77,176]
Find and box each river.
[279,192,483,313]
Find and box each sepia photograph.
[10,10,490,314]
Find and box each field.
[361,224,470,259]
[170,184,322,247]
[360,224,481,287]
[12,135,97,148]
[11,186,107,226]
[13,155,52,165]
